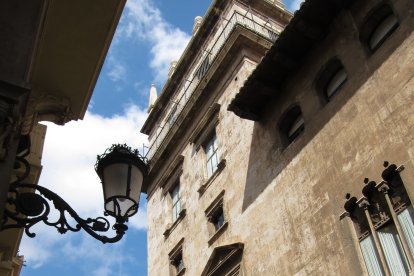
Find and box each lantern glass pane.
[103,163,128,200]
[129,165,143,204]
[105,198,137,217]
[102,163,143,218]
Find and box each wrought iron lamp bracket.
[1,156,128,244]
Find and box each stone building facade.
[142,0,414,275]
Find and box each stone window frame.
[201,242,244,276]
[359,3,399,54]
[314,57,348,103]
[340,162,414,275]
[205,190,228,246]
[189,103,226,195]
[169,238,186,276]
[278,104,305,148]
[161,156,187,239]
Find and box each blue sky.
[20,1,301,275]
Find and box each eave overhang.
[228,0,356,121]
[28,0,126,126]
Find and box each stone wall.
[146,0,414,274]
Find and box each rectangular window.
[377,224,410,275]
[342,163,414,276]
[205,190,227,245]
[205,133,220,178]
[360,235,384,276]
[211,207,225,231]
[398,205,414,256]
[169,239,185,276]
[171,184,181,222]
[171,251,184,274]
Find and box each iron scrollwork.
[1,155,128,244]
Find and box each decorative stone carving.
[21,93,74,135]
[192,16,203,35]
[0,99,20,162]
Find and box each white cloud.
[20,105,149,270]
[62,235,133,276]
[118,0,191,83]
[289,0,305,11]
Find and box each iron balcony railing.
[145,11,279,160]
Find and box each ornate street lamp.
[1,144,148,244]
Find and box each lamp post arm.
[2,183,127,244]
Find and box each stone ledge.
[163,208,187,239]
[198,159,226,196]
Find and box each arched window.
[315,58,347,102]
[279,105,304,146]
[360,4,399,53]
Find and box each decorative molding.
[208,222,228,246]
[0,81,30,161]
[157,155,184,194]
[0,100,17,162]
[339,211,350,220]
[21,93,74,135]
[168,237,186,275]
[205,190,227,246]
[163,208,187,239]
[168,237,185,259]
[189,103,220,151]
[205,190,225,217]
[198,159,226,195]
[201,242,244,276]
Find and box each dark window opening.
[279,105,304,146]
[360,4,399,53]
[172,252,184,274]
[210,206,225,231]
[315,58,347,102]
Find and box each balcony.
[145,11,279,160]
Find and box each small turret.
[147,84,158,113]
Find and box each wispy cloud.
[20,105,148,271]
[107,56,127,82]
[118,0,191,83]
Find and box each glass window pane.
[398,205,414,256]
[360,235,384,276]
[172,185,180,204]
[288,116,304,139]
[212,152,218,169]
[207,159,213,178]
[378,224,410,275]
[369,14,398,50]
[326,68,347,99]
[205,133,220,178]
